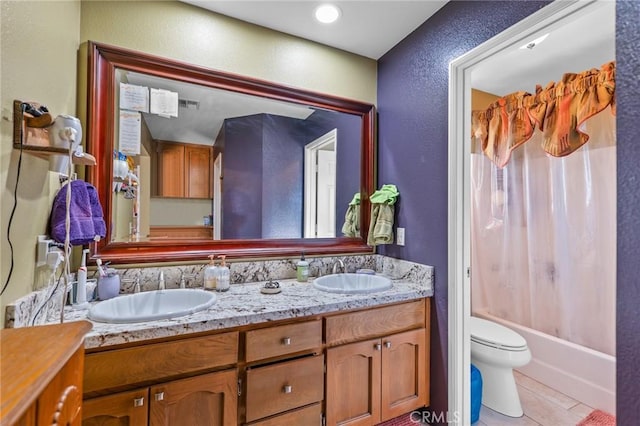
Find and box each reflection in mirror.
[111,70,362,243]
[87,42,375,263]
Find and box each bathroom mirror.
[86,41,375,264]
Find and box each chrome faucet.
[332,259,345,274]
[159,271,165,290]
[180,271,196,289]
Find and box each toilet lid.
[470,316,528,350]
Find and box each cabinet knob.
[133,397,145,407]
[155,392,165,401]
[374,343,382,351]
[283,385,293,394]
[282,337,291,345]
[384,341,392,348]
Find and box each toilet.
[470,316,531,417]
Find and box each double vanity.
[72,269,432,426]
[3,256,433,426]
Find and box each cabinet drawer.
[84,331,238,394]
[325,300,426,346]
[245,320,322,362]
[247,402,322,426]
[245,355,324,422]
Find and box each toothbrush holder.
[98,273,120,300]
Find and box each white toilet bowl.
[470,316,531,417]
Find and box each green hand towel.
[369,184,399,205]
[367,203,394,246]
[341,204,360,237]
[342,193,360,237]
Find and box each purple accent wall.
[222,115,263,239]
[377,0,552,419]
[379,0,640,421]
[222,111,361,239]
[616,1,640,423]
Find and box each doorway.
[304,129,337,238]
[448,1,615,423]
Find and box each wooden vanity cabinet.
[155,141,212,199]
[82,331,239,426]
[325,300,430,426]
[243,320,324,425]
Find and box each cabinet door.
[83,388,149,426]
[149,369,237,426]
[380,328,427,421]
[40,347,84,426]
[157,143,185,197]
[326,338,381,426]
[185,145,212,198]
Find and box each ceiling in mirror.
[87,41,375,264]
[123,71,315,144]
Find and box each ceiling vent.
[178,99,200,110]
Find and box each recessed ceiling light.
[519,33,550,50]
[315,4,341,24]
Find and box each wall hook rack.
[12,99,96,166]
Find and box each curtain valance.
[472,61,615,167]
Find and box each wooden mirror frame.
[86,41,375,264]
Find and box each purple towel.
[49,180,106,246]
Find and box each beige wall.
[79,1,377,104]
[1,1,81,326]
[0,1,377,325]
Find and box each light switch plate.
[397,227,405,246]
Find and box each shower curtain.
[470,63,616,356]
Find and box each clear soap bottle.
[216,255,230,292]
[204,255,218,291]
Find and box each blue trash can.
[471,364,483,424]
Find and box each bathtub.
[473,309,616,414]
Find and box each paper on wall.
[119,83,149,112]
[119,110,141,155]
[150,88,179,118]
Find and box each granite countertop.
[63,277,433,350]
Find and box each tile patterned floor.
[476,371,595,426]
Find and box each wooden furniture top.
[0,320,92,425]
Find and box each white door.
[316,149,336,237]
[304,129,337,238]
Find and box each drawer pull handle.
[155,392,165,401]
[384,341,392,348]
[134,397,145,407]
[282,337,291,345]
[374,343,382,351]
[283,385,293,394]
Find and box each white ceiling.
[181,0,449,59]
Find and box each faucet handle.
[159,271,165,290]
[122,276,141,293]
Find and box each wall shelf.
[12,99,96,166]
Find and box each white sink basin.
[313,273,392,294]
[88,289,217,323]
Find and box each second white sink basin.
[313,273,392,294]
[88,289,217,323]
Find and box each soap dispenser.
[204,255,218,291]
[216,255,230,292]
[296,252,309,282]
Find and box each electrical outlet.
[397,227,405,246]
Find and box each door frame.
[447,1,600,422]
[304,129,337,238]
